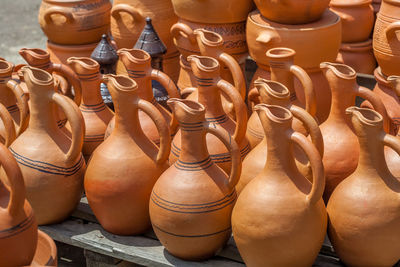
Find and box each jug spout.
[194,29,224,56]
[187,55,220,79]
[117,48,151,70]
[167,98,205,124]
[67,57,99,75]
[19,48,50,67]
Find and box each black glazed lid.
[134,17,167,57]
[91,34,119,65]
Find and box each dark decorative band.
[127,69,146,79]
[0,77,11,84]
[57,119,68,129]
[7,104,19,114]
[80,102,107,113]
[84,134,104,142]
[10,148,84,176]
[206,114,228,125]
[194,76,214,87]
[0,212,35,239]
[77,73,99,81]
[152,224,231,238]
[174,156,213,171]
[178,121,204,132]
[269,61,287,69]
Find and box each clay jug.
[67,57,114,161]
[232,104,327,267]
[0,142,38,266]
[106,49,180,144]
[149,98,241,260]
[248,47,317,147]
[8,66,86,225]
[85,74,171,235]
[170,56,249,174]
[237,79,323,194]
[28,230,57,267]
[327,106,400,267]
[320,62,389,201]
[336,40,376,74]
[38,0,111,45]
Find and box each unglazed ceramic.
[47,41,98,67]
[336,39,376,74]
[28,230,57,267]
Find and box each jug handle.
[6,80,29,136]
[111,4,143,22]
[137,99,171,165]
[204,123,241,189]
[49,63,82,107]
[0,103,16,147]
[51,93,84,163]
[357,86,390,133]
[382,134,400,168]
[1,144,26,217]
[290,65,317,117]
[217,79,248,144]
[44,7,74,24]
[218,53,246,100]
[290,132,325,205]
[170,23,197,44]
[385,21,400,41]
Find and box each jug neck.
[127,72,154,102]
[178,125,210,163]
[113,98,142,137]
[79,74,105,106]
[196,81,225,116]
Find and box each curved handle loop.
[218,53,246,100]
[204,123,241,189]
[290,65,317,117]
[51,93,84,163]
[385,21,400,41]
[290,132,325,205]
[44,7,74,24]
[137,99,171,165]
[180,87,196,98]
[247,87,261,105]
[111,4,144,22]
[170,22,197,44]
[0,103,16,147]
[49,63,82,106]
[382,134,400,166]
[217,79,248,143]
[6,80,29,136]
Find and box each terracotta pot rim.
[21,66,53,86]
[374,67,390,85]
[188,55,219,73]
[266,47,296,60]
[28,230,57,267]
[46,40,98,51]
[254,104,293,123]
[167,98,205,116]
[340,39,373,52]
[117,48,151,64]
[320,62,357,79]
[254,78,290,100]
[105,74,137,92]
[346,106,383,126]
[194,29,224,47]
[330,0,372,7]
[0,59,14,75]
[20,48,49,59]
[67,57,100,71]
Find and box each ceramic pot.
[0,142,38,266]
[170,0,254,23]
[107,49,180,145]
[85,75,170,235]
[319,62,389,201]
[336,39,376,74]
[373,0,400,76]
[28,230,57,267]
[9,66,85,225]
[38,0,112,45]
[149,98,241,260]
[327,106,400,267]
[67,57,114,161]
[247,47,317,147]
[162,51,180,83]
[110,0,177,54]
[47,41,98,67]
[232,104,327,267]
[330,0,374,42]
[238,80,323,195]
[254,0,330,24]
[170,56,249,174]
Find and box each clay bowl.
[27,230,57,266]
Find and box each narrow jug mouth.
[320,62,356,79]
[103,74,137,92]
[254,104,293,123]
[118,48,151,63]
[194,29,223,46]
[254,78,290,100]
[21,66,53,86]
[167,98,205,115]
[187,55,219,72]
[346,106,383,126]
[266,47,296,59]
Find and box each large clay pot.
[319,62,389,201]
[47,41,98,67]
[248,47,317,147]
[9,66,85,225]
[67,57,114,161]
[232,104,327,267]
[170,0,254,23]
[238,79,323,194]
[170,56,249,174]
[0,142,38,267]
[330,0,374,42]
[28,230,57,267]
[107,49,180,145]
[149,98,241,260]
[85,75,170,235]
[373,0,400,76]
[254,0,330,25]
[38,0,112,45]
[336,39,376,74]
[328,106,400,267]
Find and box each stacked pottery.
[38,0,112,66]
[247,2,341,123]
[331,0,376,74]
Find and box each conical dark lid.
[91,34,119,65]
[134,17,167,57]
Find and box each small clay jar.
[67,57,114,161]
[85,75,170,235]
[38,0,111,45]
[327,106,400,267]
[28,230,57,267]
[170,56,249,174]
[336,39,376,74]
[107,49,180,145]
[9,66,86,225]
[0,142,38,266]
[232,104,327,267]
[330,0,374,43]
[149,98,241,260]
[373,0,400,76]
[319,62,389,201]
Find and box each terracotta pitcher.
[149,98,241,260]
[238,79,323,194]
[170,56,249,174]
[9,66,85,225]
[85,74,171,235]
[320,62,389,201]
[67,57,114,161]
[106,49,180,144]
[0,142,38,266]
[327,106,400,267]
[232,104,327,267]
